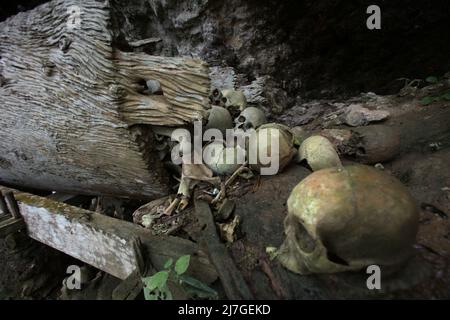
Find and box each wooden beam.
[0,217,25,238]
[0,186,217,283]
[194,198,254,300]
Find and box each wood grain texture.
[194,198,254,300]
[0,0,210,199]
[0,186,218,282]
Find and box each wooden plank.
[194,198,254,300]
[4,191,21,219]
[0,186,217,283]
[0,190,9,215]
[0,218,25,238]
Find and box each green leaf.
[142,271,169,291]
[164,258,174,269]
[175,255,191,275]
[179,275,218,300]
[441,91,450,101]
[143,286,173,300]
[425,76,438,84]
[143,287,159,300]
[160,286,173,300]
[421,96,435,106]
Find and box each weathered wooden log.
[0,0,210,199]
[194,197,254,300]
[0,185,218,283]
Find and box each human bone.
[278,165,420,275]
[236,106,267,130]
[249,123,296,173]
[222,89,247,111]
[203,143,246,175]
[299,135,342,171]
[350,125,401,164]
[205,105,233,132]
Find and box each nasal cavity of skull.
[138,79,163,95]
[295,222,316,253]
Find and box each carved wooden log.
[0,0,210,199]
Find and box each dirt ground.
[226,96,450,299]
[0,93,449,300]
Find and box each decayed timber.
[0,0,210,199]
[194,198,254,300]
[0,186,217,283]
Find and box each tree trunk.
[0,0,210,199]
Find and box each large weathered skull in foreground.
[278,165,419,275]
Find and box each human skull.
[299,135,342,171]
[203,142,246,175]
[249,123,296,174]
[278,165,419,275]
[205,106,233,132]
[222,89,247,111]
[291,126,308,147]
[235,107,267,130]
[350,125,401,164]
[210,88,225,106]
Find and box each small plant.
[421,91,450,105]
[425,76,439,84]
[420,75,450,106]
[141,255,218,300]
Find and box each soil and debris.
[1,1,450,300]
[1,72,449,300]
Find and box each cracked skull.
[278,165,419,275]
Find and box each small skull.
[235,107,267,130]
[298,135,342,171]
[205,106,233,133]
[144,79,162,94]
[278,165,419,275]
[204,142,245,175]
[222,89,247,111]
[249,123,296,174]
[209,88,226,106]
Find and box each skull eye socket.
[222,97,227,103]
[237,115,246,123]
[295,221,316,253]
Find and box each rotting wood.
[111,270,143,300]
[0,185,218,283]
[0,218,25,238]
[194,197,254,300]
[0,190,25,237]
[4,191,21,219]
[0,190,9,215]
[0,0,211,199]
